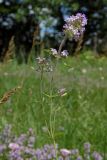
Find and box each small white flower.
[101,76,104,80]
[50,48,58,56]
[99,67,103,71]
[82,69,87,74]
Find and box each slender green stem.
[49,61,55,141]
[48,35,68,140]
[40,66,44,112]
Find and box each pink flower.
[9,143,20,150]
[60,149,71,157]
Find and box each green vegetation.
[0,52,107,155]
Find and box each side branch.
[58,36,67,54]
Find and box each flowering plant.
[51,13,87,57]
[63,13,87,40]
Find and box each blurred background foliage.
[0,0,107,63]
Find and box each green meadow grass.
[0,52,107,155]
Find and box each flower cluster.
[50,48,69,58]
[50,13,87,57]
[63,13,87,40]
[36,57,53,72]
[0,125,103,160]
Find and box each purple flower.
[60,149,71,157]
[50,48,69,58]
[84,142,91,153]
[9,143,20,150]
[61,50,69,57]
[71,149,79,156]
[28,128,34,135]
[9,150,22,160]
[14,134,27,145]
[28,136,35,148]
[92,151,103,160]
[0,144,6,154]
[77,156,83,160]
[0,125,104,160]
[63,13,87,40]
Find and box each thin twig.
[58,36,67,54]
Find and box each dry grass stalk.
[28,25,41,62]
[32,25,40,49]
[0,86,21,105]
[4,36,15,62]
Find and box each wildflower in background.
[35,144,58,160]
[50,48,58,57]
[0,124,12,144]
[63,13,87,40]
[58,88,67,97]
[28,128,34,135]
[84,142,91,154]
[101,76,104,80]
[36,57,47,64]
[36,56,53,72]
[77,156,83,160]
[35,148,42,159]
[84,142,91,160]
[99,67,103,71]
[51,48,69,57]
[61,50,69,57]
[9,148,22,160]
[9,143,20,150]
[60,148,71,157]
[51,48,69,58]
[0,125,104,160]
[92,151,103,160]
[28,136,35,148]
[82,68,87,74]
[0,144,6,154]
[71,149,79,156]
